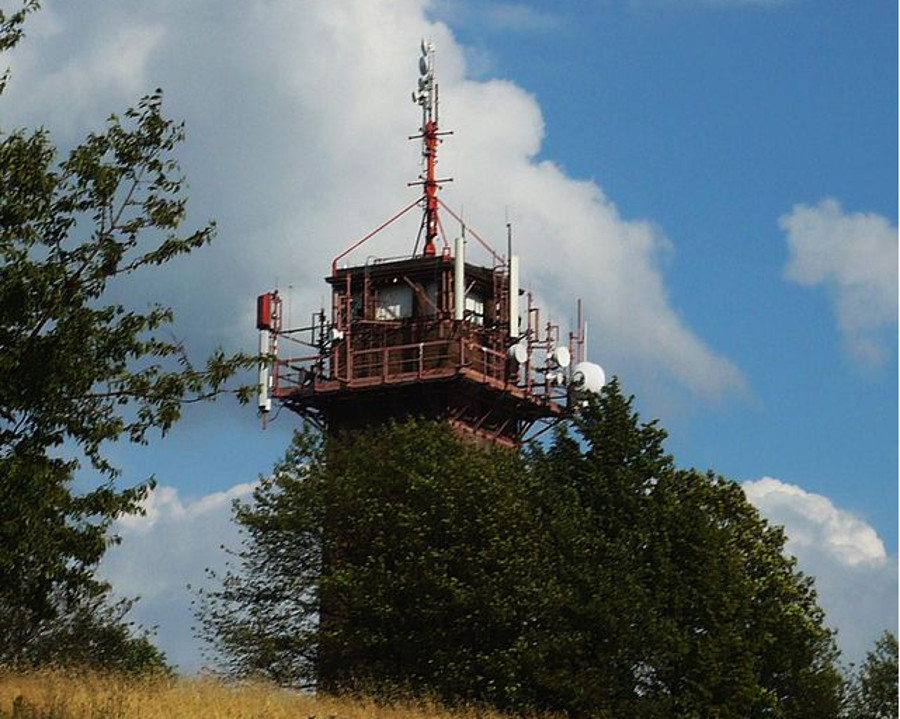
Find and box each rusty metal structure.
[255,41,603,447]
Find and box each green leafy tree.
[846,631,898,719]
[201,381,843,717]
[0,2,251,669]
[528,379,844,717]
[197,421,558,709]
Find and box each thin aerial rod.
[331,198,420,274]
[438,199,504,265]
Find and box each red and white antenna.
[410,39,451,257]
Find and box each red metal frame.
[257,43,592,446]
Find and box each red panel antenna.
[256,292,272,330]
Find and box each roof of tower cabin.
[327,256,496,290]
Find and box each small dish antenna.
[570,361,606,394]
[550,346,571,369]
[508,343,528,365]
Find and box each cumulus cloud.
[744,476,886,566]
[99,482,255,671]
[2,0,743,402]
[3,4,165,134]
[781,198,898,368]
[744,477,898,666]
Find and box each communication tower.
[255,41,606,446]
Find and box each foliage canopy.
[0,1,251,670]
[199,380,846,717]
[845,631,899,719]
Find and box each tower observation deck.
[255,41,605,447]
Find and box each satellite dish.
[508,343,528,364]
[419,56,429,76]
[550,346,571,369]
[571,361,606,394]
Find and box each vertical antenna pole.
[423,116,438,256]
[509,255,520,339]
[413,40,439,257]
[454,235,465,320]
[258,328,270,412]
[256,294,273,413]
[574,297,583,364]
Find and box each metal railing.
[272,334,516,394]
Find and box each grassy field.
[0,670,522,719]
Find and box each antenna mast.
[410,39,450,257]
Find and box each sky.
[2,0,896,672]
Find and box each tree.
[0,2,251,669]
[194,429,323,687]
[201,380,844,717]
[197,421,559,709]
[845,631,898,719]
[4,592,170,675]
[527,379,844,717]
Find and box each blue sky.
[3,0,896,671]
[438,0,898,536]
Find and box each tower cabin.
[255,41,602,447]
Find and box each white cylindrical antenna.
[258,329,271,413]
[454,236,465,320]
[509,255,520,339]
[583,320,588,363]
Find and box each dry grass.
[0,670,520,719]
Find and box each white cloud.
[744,476,898,666]
[781,198,898,368]
[99,482,255,671]
[3,4,165,134]
[2,0,744,403]
[744,476,886,566]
